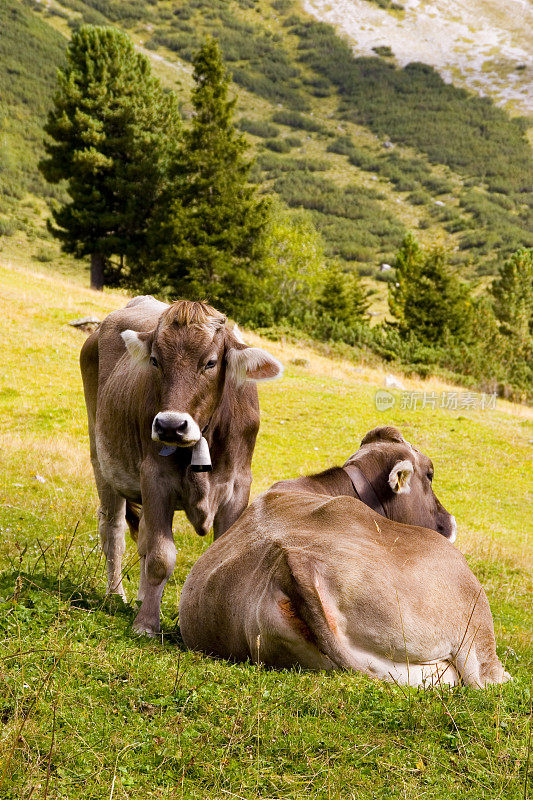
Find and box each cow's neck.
[202,380,257,466]
[305,465,387,519]
[342,462,387,518]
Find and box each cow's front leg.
[132,468,176,636]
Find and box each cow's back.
[179,489,482,666]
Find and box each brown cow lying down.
[179,427,510,687]
[80,296,282,636]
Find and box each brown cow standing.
[80,296,282,635]
[179,427,509,687]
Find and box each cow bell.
[190,436,212,472]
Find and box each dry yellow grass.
[1,257,531,575]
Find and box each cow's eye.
[427,471,434,482]
[149,355,159,368]
[204,358,218,370]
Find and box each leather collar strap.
[343,463,387,518]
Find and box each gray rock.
[69,316,101,332]
[288,357,310,368]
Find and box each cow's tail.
[277,546,355,671]
[125,501,141,542]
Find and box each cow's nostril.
[154,419,164,435]
[176,420,188,433]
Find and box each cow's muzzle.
[447,515,457,544]
[152,412,201,447]
[438,514,457,543]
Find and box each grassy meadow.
[1,255,533,799]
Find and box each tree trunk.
[90,253,105,291]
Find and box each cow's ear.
[121,329,153,362]
[227,346,283,386]
[388,459,414,494]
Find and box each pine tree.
[149,38,269,311]
[40,26,180,289]
[491,247,533,355]
[389,234,472,344]
[349,271,370,320]
[317,264,369,325]
[318,265,351,324]
[388,232,423,329]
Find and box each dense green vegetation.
[2,3,530,399]
[272,172,405,263]
[1,0,532,277]
[271,109,331,135]
[294,19,533,198]
[237,116,280,138]
[0,0,66,215]
[491,247,533,371]
[289,18,533,270]
[0,0,531,402]
[148,1,532,274]
[0,261,532,799]
[256,152,330,174]
[146,0,310,109]
[40,25,181,289]
[389,234,473,344]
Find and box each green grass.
[0,257,532,798]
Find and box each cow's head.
[121,300,283,450]
[345,426,457,542]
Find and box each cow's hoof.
[132,618,160,637]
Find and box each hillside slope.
[303,0,533,115]
[0,0,532,280]
[0,0,66,216]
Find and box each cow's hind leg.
[453,640,510,687]
[125,502,146,603]
[97,482,127,601]
[81,334,127,601]
[452,596,511,687]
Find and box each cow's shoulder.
[256,489,370,540]
[260,487,362,518]
[253,490,436,552]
